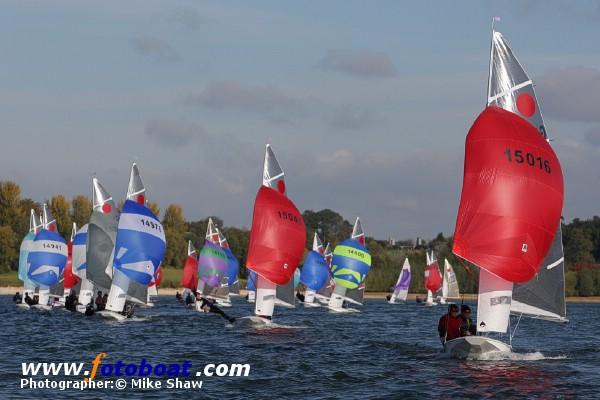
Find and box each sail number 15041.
[277,211,300,223]
[504,148,551,174]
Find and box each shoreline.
[2,286,599,303]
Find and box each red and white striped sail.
[205,218,220,244]
[351,217,365,246]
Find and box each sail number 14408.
[504,148,551,174]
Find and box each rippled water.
[1,295,599,399]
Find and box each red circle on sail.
[137,194,145,205]
[277,180,286,194]
[102,203,112,214]
[517,93,536,117]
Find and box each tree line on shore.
[1,180,599,296]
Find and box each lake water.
[1,295,598,399]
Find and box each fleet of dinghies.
[12,23,569,359]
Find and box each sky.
[1,0,599,240]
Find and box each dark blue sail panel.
[224,248,240,287]
[247,270,257,291]
[300,250,329,291]
[27,229,68,286]
[113,200,166,285]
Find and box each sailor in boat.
[175,291,183,302]
[198,297,235,323]
[13,292,23,304]
[385,294,392,302]
[437,304,462,343]
[64,290,78,312]
[101,293,108,309]
[185,292,195,307]
[84,299,95,316]
[95,291,104,311]
[122,302,135,318]
[24,293,34,306]
[459,305,476,337]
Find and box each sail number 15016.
[504,148,551,174]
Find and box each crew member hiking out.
[198,297,235,323]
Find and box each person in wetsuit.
[460,304,477,336]
[175,291,183,302]
[185,292,194,307]
[84,299,95,316]
[121,302,135,318]
[13,292,22,304]
[65,290,78,312]
[438,303,462,344]
[24,293,34,305]
[198,297,235,323]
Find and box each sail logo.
[490,296,511,306]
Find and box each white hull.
[98,310,129,322]
[444,336,512,359]
[16,303,30,310]
[32,304,53,311]
[303,301,321,308]
[328,306,360,313]
[234,315,272,328]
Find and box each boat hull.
[16,303,30,310]
[328,306,360,313]
[98,310,129,322]
[444,336,512,359]
[303,301,321,308]
[31,304,53,311]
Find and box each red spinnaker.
[246,186,306,285]
[63,239,79,289]
[425,261,442,292]
[452,106,564,283]
[150,265,163,287]
[181,256,198,290]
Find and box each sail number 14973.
[504,148,551,174]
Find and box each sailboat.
[85,178,118,299]
[423,250,442,306]
[241,144,306,326]
[146,266,162,306]
[315,243,334,304]
[328,217,371,313]
[99,163,165,320]
[62,223,80,300]
[388,258,411,304]
[299,232,329,307]
[444,24,564,358]
[246,270,257,303]
[217,228,241,296]
[439,259,460,304]
[72,223,93,313]
[17,210,43,309]
[181,240,198,303]
[195,239,230,311]
[27,204,68,310]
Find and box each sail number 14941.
[504,148,551,173]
